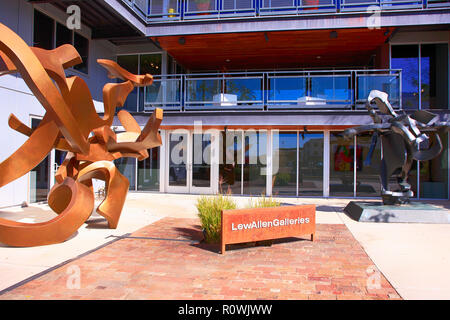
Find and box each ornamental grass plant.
[247,195,281,208]
[196,194,236,244]
[197,193,282,244]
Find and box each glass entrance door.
[166,130,217,194]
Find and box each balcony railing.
[142,69,401,112]
[121,0,449,22]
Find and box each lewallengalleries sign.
[221,205,316,254]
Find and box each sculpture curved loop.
[77,161,130,229]
[0,178,94,247]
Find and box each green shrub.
[247,195,281,208]
[196,194,236,244]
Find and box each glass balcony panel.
[185,0,217,13]
[134,0,149,14]
[261,0,296,13]
[299,0,335,9]
[144,77,182,111]
[380,0,423,10]
[340,0,378,6]
[224,78,263,106]
[149,0,179,17]
[310,76,351,107]
[122,0,449,22]
[222,0,254,10]
[268,77,307,106]
[357,74,400,108]
[186,78,221,108]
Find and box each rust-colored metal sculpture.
[0,23,163,247]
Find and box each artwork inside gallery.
[0,23,163,247]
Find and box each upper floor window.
[391,43,449,110]
[33,10,89,74]
[117,53,162,112]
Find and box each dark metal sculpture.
[344,90,450,205]
[0,23,162,247]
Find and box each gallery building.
[0,0,449,207]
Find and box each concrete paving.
[0,192,449,299]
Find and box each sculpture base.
[344,201,450,224]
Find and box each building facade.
[0,0,449,207]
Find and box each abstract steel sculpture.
[0,23,163,247]
[344,90,450,205]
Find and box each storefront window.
[299,133,323,196]
[168,133,188,187]
[356,134,382,197]
[420,132,448,199]
[330,132,355,197]
[272,132,297,196]
[114,158,136,191]
[219,131,242,195]
[243,131,267,195]
[30,118,50,203]
[137,147,160,191]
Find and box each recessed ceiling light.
[316,56,321,59]
[226,59,231,63]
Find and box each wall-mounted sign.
[221,205,316,254]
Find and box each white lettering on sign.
[231,217,310,231]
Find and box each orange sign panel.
[221,205,316,254]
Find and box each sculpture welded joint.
[0,23,163,247]
[344,90,450,205]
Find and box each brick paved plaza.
[0,217,400,300]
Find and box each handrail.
[120,0,448,23]
[141,69,402,112]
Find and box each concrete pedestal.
[344,201,450,224]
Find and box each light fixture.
[316,56,321,59]
[225,59,231,63]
